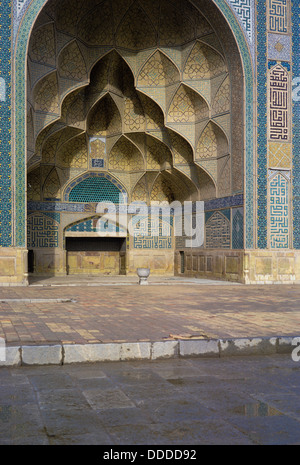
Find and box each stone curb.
[0,299,76,303]
[0,336,298,367]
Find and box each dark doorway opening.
[28,250,34,273]
[180,251,185,274]
[66,237,126,252]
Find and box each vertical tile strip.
[256,0,268,249]
[292,1,300,249]
[214,0,254,249]
[14,0,48,248]
[0,0,12,247]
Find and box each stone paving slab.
[0,355,300,445]
[0,279,299,365]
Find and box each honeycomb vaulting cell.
[167,84,209,124]
[116,2,157,50]
[109,137,145,172]
[138,51,180,87]
[183,42,226,81]
[58,41,87,81]
[87,95,122,137]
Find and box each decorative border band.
[0,0,12,247]
[292,1,300,249]
[256,0,268,249]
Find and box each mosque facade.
[0,0,299,285]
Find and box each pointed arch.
[28,21,56,66]
[116,1,157,50]
[166,128,194,165]
[56,132,88,169]
[33,71,60,114]
[146,134,173,170]
[43,167,61,200]
[137,50,180,87]
[131,175,149,203]
[77,0,114,46]
[138,91,165,130]
[58,40,87,81]
[167,84,209,124]
[87,94,122,137]
[169,166,200,200]
[196,120,229,159]
[65,91,86,129]
[212,75,230,115]
[150,174,176,204]
[27,167,42,201]
[183,41,227,80]
[63,172,127,203]
[108,135,145,172]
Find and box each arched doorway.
[13,0,254,281]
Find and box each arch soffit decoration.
[31,48,136,141]
[27,33,231,165]
[30,44,230,178]
[26,6,234,148]
[14,0,254,249]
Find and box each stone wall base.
[1,248,300,285]
[26,248,174,278]
[126,249,174,276]
[244,250,300,284]
[0,248,28,286]
[175,249,300,284]
[174,249,244,282]
[32,249,66,276]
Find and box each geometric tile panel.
[67,175,125,204]
[219,0,254,250]
[269,172,289,249]
[268,33,291,62]
[268,0,288,33]
[133,217,172,250]
[183,42,226,80]
[232,207,244,249]
[268,142,292,169]
[227,0,253,42]
[205,210,231,249]
[268,63,290,142]
[27,213,59,248]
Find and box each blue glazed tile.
[0,0,12,247]
[257,0,268,249]
[292,2,300,248]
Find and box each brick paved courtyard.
[0,278,299,346]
